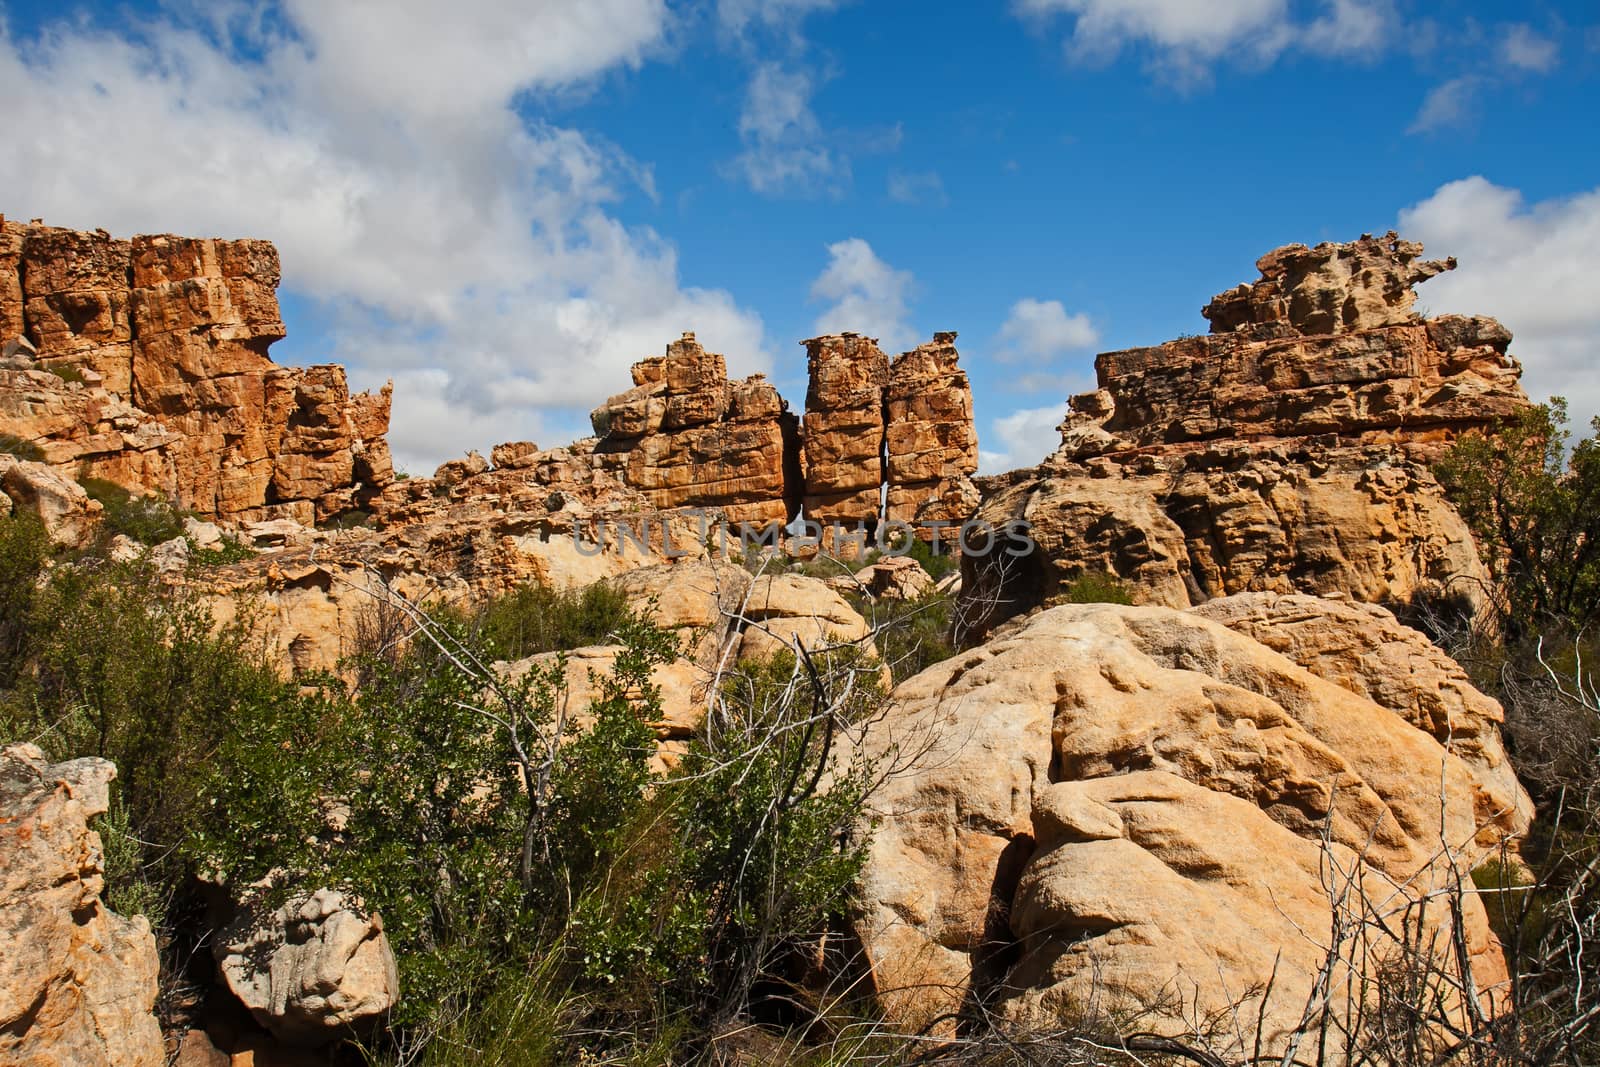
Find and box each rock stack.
[963,232,1529,638]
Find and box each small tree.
[1435,400,1600,639]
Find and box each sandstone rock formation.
[962,233,1526,638]
[0,218,393,525]
[0,453,102,545]
[885,332,981,528]
[855,599,1524,1056]
[213,887,399,1046]
[802,333,892,532]
[802,332,979,542]
[589,332,801,525]
[1,744,163,1067]
[1192,592,1533,843]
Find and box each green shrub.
[476,580,634,661]
[0,513,50,683]
[45,362,87,385]
[0,431,44,461]
[854,592,956,686]
[1435,398,1600,638]
[190,536,255,566]
[1062,570,1134,605]
[78,477,186,545]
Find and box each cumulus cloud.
[996,298,1099,362]
[1500,23,1560,72]
[809,238,917,352]
[1399,176,1600,432]
[1408,76,1480,133]
[1014,0,1394,81]
[886,169,948,206]
[724,62,849,196]
[979,403,1069,474]
[0,2,770,475]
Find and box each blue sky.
[2,1,1597,474]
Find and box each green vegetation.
[44,362,87,385]
[78,476,186,545]
[0,430,44,460]
[1435,398,1600,640]
[0,521,881,1061]
[474,580,634,661]
[1062,569,1135,605]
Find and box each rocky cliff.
[0,218,393,525]
[961,232,1527,639]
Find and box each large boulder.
[213,887,398,1046]
[1192,591,1533,843]
[854,598,1522,1057]
[0,744,163,1067]
[0,454,101,545]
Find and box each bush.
[0,552,289,953]
[0,430,44,460]
[475,580,634,661]
[1435,398,1600,639]
[0,513,49,681]
[854,591,956,686]
[78,477,186,546]
[1063,569,1134,605]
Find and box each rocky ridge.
[0,218,394,525]
[960,232,1527,638]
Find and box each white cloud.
[1408,76,1480,133]
[1014,0,1395,81]
[716,0,846,42]
[0,2,771,472]
[996,298,1099,362]
[1499,23,1559,73]
[979,403,1069,474]
[1301,0,1391,53]
[723,62,848,196]
[886,169,947,206]
[1399,176,1600,433]
[808,238,917,352]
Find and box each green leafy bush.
[1062,569,1135,605]
[475,580,634,661]
[1435,398,1600,638]
[78,477,186,546]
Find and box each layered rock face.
[802,333,892,530]
[589,332,801,525]
[800,331,979,539]
[0,218,393,524]
[855,597,1530,1057]
[962,232,1526,638]
[1,744,164,1067]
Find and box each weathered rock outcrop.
[802,333,892,532]
[0,453,103,544]
[801,331,979,540]
[1,744,163,1067]
[213,888,398,1046]
[589,332,801,525]
[884,332,981,528]
[962,233,1526,638]
[855,599,1526,1056]
[0,218,393,525]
